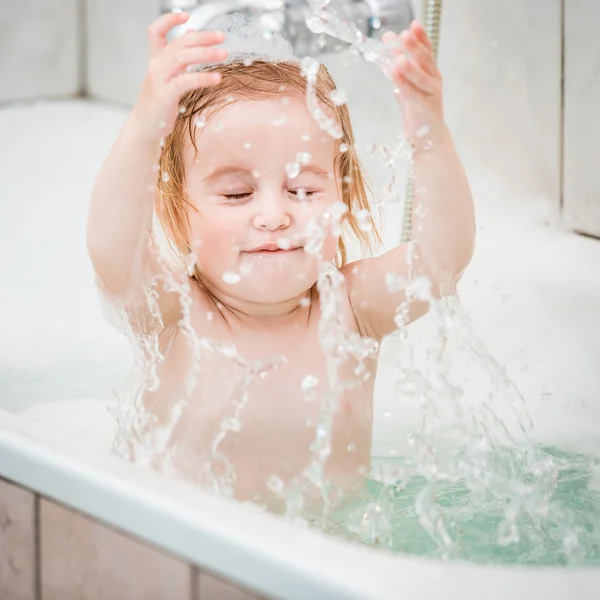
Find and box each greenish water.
[323,447,600,566]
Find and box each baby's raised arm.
[86,12,226,333]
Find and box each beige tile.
[0,0,79,102]
[0,479,36,600]
[563,0,600,236]
[438,0,562,207]
[198,571,264,600]
[86,0,161,106]
[40,499,192,600]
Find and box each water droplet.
[147,184,155,193]
[296,188,307,201]
[207,311,214,322]
[301,133,311,142]
[281,96,290,106]
[267,475,284,494]
[179,105,187,114]
[277,238,291,250]
[243,57,253,67]
[161,172,170,183]
[194,115,206,128]
[243,141,252,150]
[406,433,416,446]
[416,125,429,138]
[158,120,166,129]
[305,15,326,34]
[152,164,160,172]
[301,374,319,392]
[214,121,223,132]
[356,209,372,232]
[347,443,356,453]
[252,169,261,179]
[299,296,311,308]
[222,417,241,432]
[285,162,300,179]
[330,88,347,106]
[343,175,352,184]
[222,271,240,284]
[296,152,311,165]
[383,411,391,418]
[339,143,349,152]
[272,115,287,126]
[300,56,320,80]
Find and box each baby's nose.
[252,195,291,231]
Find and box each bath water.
[322,446,600,566]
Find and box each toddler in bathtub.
[87,12,475,501]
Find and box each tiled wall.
[0,0,80,103]
[563,0,600,237]
[0,478,265,600]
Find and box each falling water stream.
[105,1,600,567]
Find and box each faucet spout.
[163,0,415,56]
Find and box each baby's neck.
[197,279,316,329]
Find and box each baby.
[87,12,475,502]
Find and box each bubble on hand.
[222,271,241,284]
[285,162,300,179]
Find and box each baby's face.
[184,95,341,305]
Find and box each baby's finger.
[163,46,228,81]
[171,30,226,49]
[169,71,222,98]
[393,55,438,95]
[148,12,189,57]
[400,30,438,77]
[410,21,433,51]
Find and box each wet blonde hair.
[157,60,381,280]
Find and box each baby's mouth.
[242,242,304,255]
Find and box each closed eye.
[288,189,319,200]
[223,192,253,201]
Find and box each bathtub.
[1,100,600,599]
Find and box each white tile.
[438,0,562,209]
[0,0,79,102]
[563,0,600,237]
[86,0,161,106]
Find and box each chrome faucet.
[162,0,415,55]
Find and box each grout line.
[78,0,89,97]
[34,495,42,600]
[191,567,201,600]
[559,0,566,213]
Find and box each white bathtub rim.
[0,409,598,600]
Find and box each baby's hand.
[131,12,228,140]
[384,21,445,148]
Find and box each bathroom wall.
[563,0,600,237]
[0,477,264,600]
[438,0,562,210]
[0,0,80,103]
